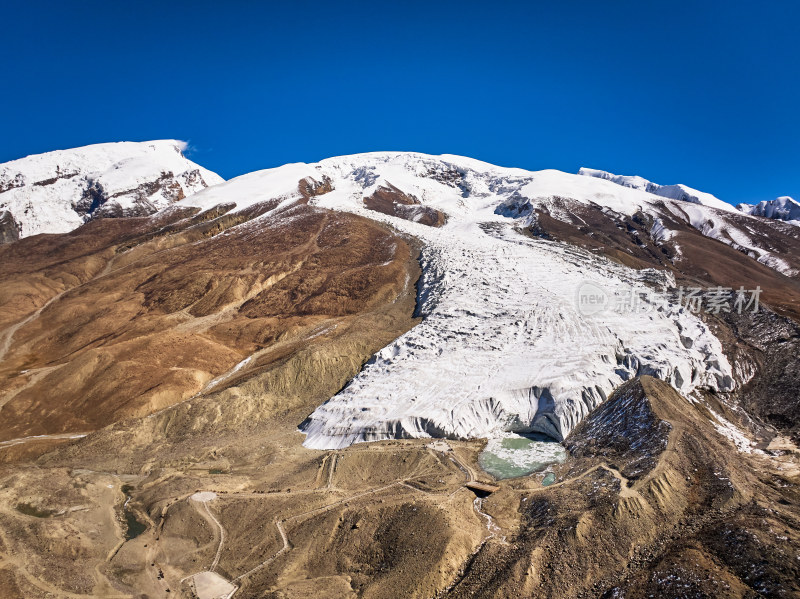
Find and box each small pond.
[121,485,147,541]
[478,432,566,480]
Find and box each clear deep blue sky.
[2,1,798,205]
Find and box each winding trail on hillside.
[0,511,131,599]
[204,504,226,572]
[163,446,494,590]
[0,289,68,362]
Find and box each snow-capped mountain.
[0,140,223,240]
[160,151,784,449]
[4,148,797,451]
[181,153,800,278]
[2,139,798,599]
[738,196,800,225]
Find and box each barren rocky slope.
[441,377,800,598]
[0,197,418,442]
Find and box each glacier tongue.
[297,154,735,449]
[300,226,734,449]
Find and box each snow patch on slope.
[708,408,760,454]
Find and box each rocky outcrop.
[298,175,334,199]
[363,182,447,227]
[0,210,20,243]
[75,171,188,218]
[0,173,24,193]
[441,376,800,598]
[565,377,672,479]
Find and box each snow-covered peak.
[2,140,185,183]
[0,140,224,239]
[188,153,738,223]
[180,151,792,275]
[184,152,688,218]
[578,167,737,213]
[738,196,800,225]
[179,161,318,213]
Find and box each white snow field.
[578,166,738,213]
[0,140,223,238]
[178,152,740,449]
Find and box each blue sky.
[1,1,797,205]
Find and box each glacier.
[174,152,740,449]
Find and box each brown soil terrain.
[0,198,418,441]
[2,361,796,599]
[0,421,489,598]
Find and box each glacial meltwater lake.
[478,432,567,480]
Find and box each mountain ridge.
[0,140,223,240]
[3,146,799,450]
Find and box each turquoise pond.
[478,433,566,481]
